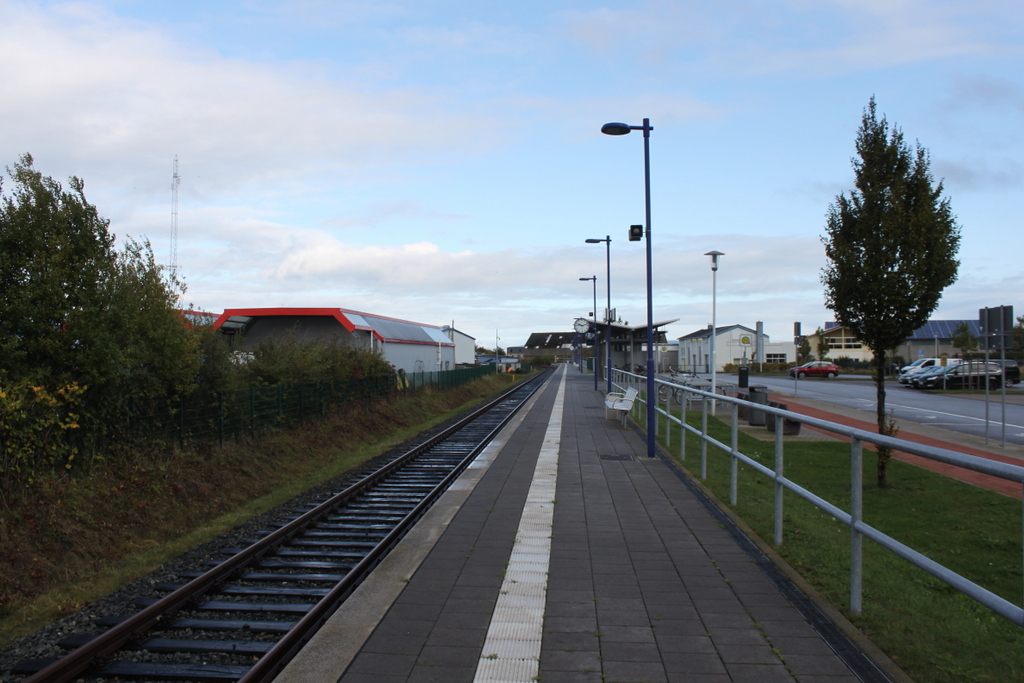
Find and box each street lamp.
[705,251,724,416]
[580,276,598,390]
[601,118,655,458]
[585,236,612,393]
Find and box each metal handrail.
[609,368,1024,626]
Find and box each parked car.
[907,365,950,388]
[997,360,1020,386]
[899,359,961,385]
[916,361,1003,390]
[899,357,961,374]
[789,361,840,379]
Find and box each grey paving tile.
[600,641,662,662]
[715,642,779,665]
[542,630,601,651]
[540,649,602,671]
[346,652,418,676]
[602,660,668,683]
[598,625,656,643]
[546,600,598,618]
[665,674,730,683]
[540,671,604,683]
[782,653,858,676]
[723,662,796,682]
[337,674,407,683]
[661,651,729,674]
[415,644,480,668]
[373,617,435,638]
[654,633,716,654]
[406,664,477,682]
[425,627,487,649]
[597,609,651,627]
[361,632,425,655]
[651,618,709,637]
[544,615,600,633]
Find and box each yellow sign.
[741,336,751,345]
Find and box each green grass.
[659,409,1024,683]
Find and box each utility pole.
[170,156,180,277]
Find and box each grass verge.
[661,409,1024,683]
[0,372,528,647]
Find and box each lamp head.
[585,238,602,243]
[601,122,632,136]
[705,250,725,271]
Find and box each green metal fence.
[128,364,521,447]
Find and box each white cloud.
[0,2,503,195]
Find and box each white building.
[678,324,795,372]
[441,326,477,367]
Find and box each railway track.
[10,372,549,683]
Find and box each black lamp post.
[585,236,612,393]
[580,276,598,390]
[601,118,655,458]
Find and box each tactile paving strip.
[473,367,566,682]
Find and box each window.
[828,336,862,349]
[766,353,787,364]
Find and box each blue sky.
[1,0,1021,347]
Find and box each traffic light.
[628,224,643,241]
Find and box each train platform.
[276,366,894,683]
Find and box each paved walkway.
[278,366,885,683]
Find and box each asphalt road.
[716,373,1024,447]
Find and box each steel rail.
[23,372,549,683]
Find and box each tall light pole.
[585,236,612,393]
[602,118,655,458]
[705,251,724,416]
[580,276,598,390]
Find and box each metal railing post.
[851,437,863,615]
[679,390,687,462]
[664,386,671,448]
[774,416,784,546]
[730,401,739,506]
[700,395,708,479]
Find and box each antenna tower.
[170,156,180,276]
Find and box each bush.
[0,377,84,502]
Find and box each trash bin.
[738,365,749,388]
[748,385,768,426]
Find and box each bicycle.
[657,368,700,404]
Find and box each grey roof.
[342,310,451,345]
[679,324,755,341]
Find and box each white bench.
[604,387,639,425]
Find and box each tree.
[0,154,198,434]
[796,337,813,364]
[821,99,960,487]
[814,327,830,361]
[950,321,977,359]
[1013,315,1024,352]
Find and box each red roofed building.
[211,308,455,374]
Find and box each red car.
[789,361,840,378]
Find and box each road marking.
[884,402,1024,431]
